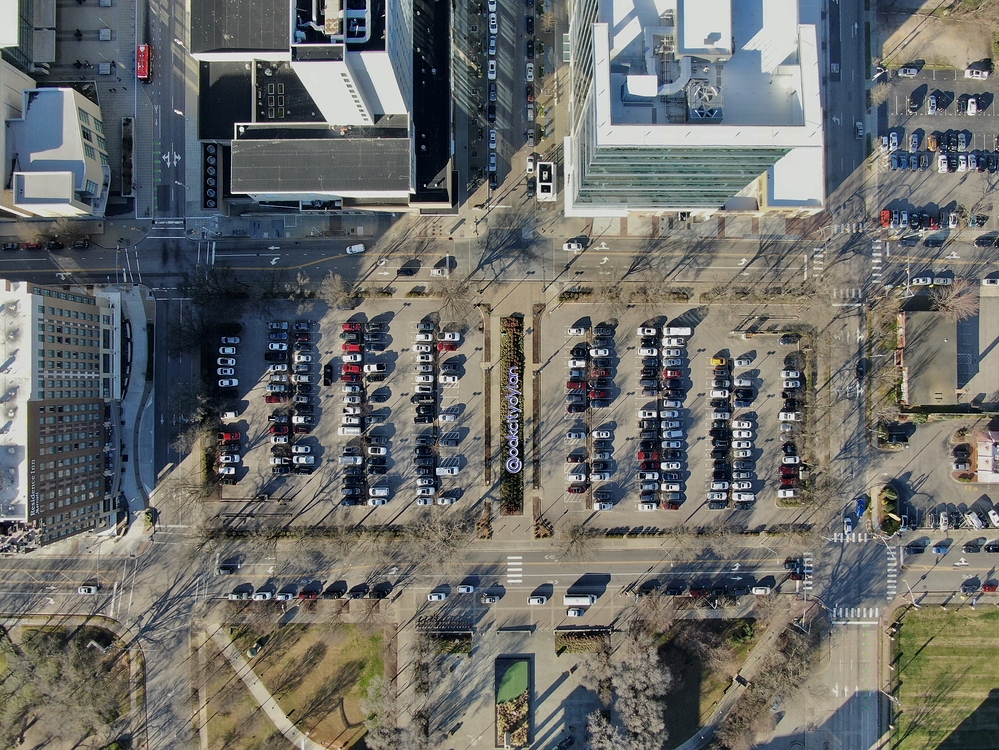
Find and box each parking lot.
[879,67,999,240]
[210,301,484,525]
[538,305,813,528]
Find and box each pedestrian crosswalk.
[506,555,523,585]
[832,531,870,543]
[831,288,863,300]
[801,553,814,596]
[886,545,898,601]
[871,242,884,283]
[811,248,825,280]
[831,222,868,234]
[833,606,880,622]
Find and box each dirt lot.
[206,623,388,749]
[880,3,993,69]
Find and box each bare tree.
[428,274,475,325]
[361,674,398,750]
[538,10,555,33]
[930,278,980,321]
[870,81,891,107]
[559,520,596,561]
[404,511,474,573]
[318,270,357,309]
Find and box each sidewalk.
[208,625,327,750]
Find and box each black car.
[964,540,983,553]
[296,405,315,414]
[296,384,315,394]
[341,498,362,506]
[416,405,435,416]
[367,373,386,383]
[594,326,614,336]
[366,322,384,332]
[397,267,417,277]
[487,103,496,123]
[415,446,434,456]
[526,14,534,33]
[416,466,434,476]
[984,543,999,553]
[272,466,291,475]
[489,173,498,190]
[923,237,944,248]
[416,435,436,446]
[45,240,65,250]
[711,438,730,448]
[294,342,313,352]
[367,465,387,475]
[72,238,90,250]
[265,351,289,362]
[526,40,534,58]
[364,333,384,342]
[371,391,390,402]
[782,443,797,455]
[709,428,730,438]
[411,394,435,404]
[710,449,728,460]
[294,466,314,475]
[415,457,435,467]
[641,367,659,378]
[593,358,612,368]
[570,344,588,358]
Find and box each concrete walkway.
[208,625,327,750]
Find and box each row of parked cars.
[265,321,319,475]
[563,323,619,504]
[634,323,691,511]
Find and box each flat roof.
[230,132,412,193]
[904,311,957,406]
[191,0,289,54]
[198,61,254,141]
[678,0,731,57]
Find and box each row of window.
[38,334,104,348]
[32,290,98,307]
[37,304,103,320]
[38,362,101,373]
[38,412,101,424]
[38,380,102,390]
[38,402,102,414]
[37,390,101,399]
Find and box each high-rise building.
[0,281,121,548]
[564,0,825,217]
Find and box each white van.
[338,426,362,436]
[528,595,548,605]
[563,594,597,606]
[346,244,365,254]
[751,586,771,596]
[368,486,390,498]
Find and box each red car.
[661,502,681,510]
[218,431,240,441]
[298,591,318,600]
[567,483,590,494]
[341,373,361,383]
[780,477,799,487]
[294,425,312,434]
[342,343,362,353]
[270,425,289,435]
[526,85,534,103]
[342,322,361,332]
[265,395,289,403]
[591,369,611,378]
[343,364,362,374]
[639,461,657,471]
[437,342,458,352]
[788,572,804,581]
[638,451,659,461]
[566,455,585,463]
[589,390,609,399]
[779,465,798,476]
[664,369,682,379]
[880,209,891,228]
[984,583,998,593]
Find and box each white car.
[734,449,752,458]
[637,327,658,336]
[780,370,800,379]
[589,348,610,357]
[440,375,459,384]
[219,454,241,464]
[733,430,753,439]
[268,343,288,351]
[217,368,234,376]
[733,420,753,429]
[707,492,727,501]
[566,472,587,482]
[733,357,752,367]
[843,517,853,534]
[488,11,498,33]
[733,493,756,503]
[984,278,999,286]
[346,244,366,254]
[710,389,729,399]
[439,413,457,422]
[219,346,237,355]
[271,435,289,444]
[437,496,457,505]
[639,347,658,357]
[662,461,681,471]
[368,498,388,506]
[416,332,434,342]
[294,354,312,363]
[733,481,753,491]
[218,378,238,387]
[417,487,437,497]
[437,466,459,476]
[594,502,613,510]
[911,276,932,286]
[487,59,497,79]
[342,395,361,405]
[417,364,433,373]
[218,357,236,366]
[341,384,360,393]
[417,353,434,363]
[989,509,999,527]
[779,412,800,422]
[363,363,386,373]
[568,358,587,368]
[567,326,587,336]
[78,585,99,595]
[416,497,434,506]
[593,430,612,439]
[638,502,657,511]
[526,155,535,174]
[269,364,288,373]
[661,410,679,418]
[416,374,434,383]
[292,445,311,454]
[563,241,583,251]
[733,378,753,388]
[343,354,362,363]
[933,277,953,286]
[782,456,801,465]
[783,380,801,389]
[663,349,683,357]
[218,466,236,475]
[777,489,797,499]
[439,332,461,342]
[413,344,433,353]
[253,591,273,601]
[733,440,752,449]
[221,336,240,345]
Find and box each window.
[96,135,106,150]
[93,119,103,134]
[85,180,98,195]
[83,144,96,160]
[78,109,91,125]
[99,153,109,167]
[81,128,93,143]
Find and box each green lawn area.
[497,659,529,703]
[895,609,999,749]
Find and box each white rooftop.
[678,0,731,58]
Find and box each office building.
[0,281,121,550]
[564,0,825,216]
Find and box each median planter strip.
[500,316,525,515]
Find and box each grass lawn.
[895,608,999,750]
[497,659,529,703]
[659,619,762,749]
[207,623,386,750]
